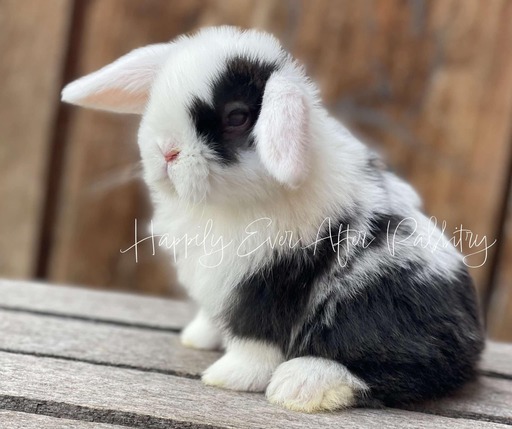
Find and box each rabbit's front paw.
[180,310,223,350]
[202,340,283,392]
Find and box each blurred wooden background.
[0,0,511,340]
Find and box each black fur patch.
[224,216,354,349]
[224,212,484,405]
[224,213,401,346]
[188,56,279,164]
[289,262,484,405]
[331,213,414,275]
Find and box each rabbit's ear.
[254,73,310,188]
[61,43,172,114]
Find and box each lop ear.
[61,43,172,114]
[254,73,310,187]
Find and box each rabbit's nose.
[164,149,180,163]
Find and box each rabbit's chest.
[163,218,272,316]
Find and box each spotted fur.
[62,26,484,411]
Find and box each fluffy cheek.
[168,154,210,203]
[207,154,281,205]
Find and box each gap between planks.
[0,280,195,330]
[1,309,512,425]
[1,281,512,426]
[0,279,511,379]
[1,352,511,429]
[0,409,131,429]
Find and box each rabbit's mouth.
[155,163,210,205]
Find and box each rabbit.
[62,26,484,413]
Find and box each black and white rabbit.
[62,26,484,412]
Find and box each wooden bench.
[0,280,511,428]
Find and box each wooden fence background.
[1,0,511,340]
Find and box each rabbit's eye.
[223,102,250,131]
[228,109,249,127]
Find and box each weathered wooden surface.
[1,308,511,422]
[481,342,512,379]
[0,279,194,329]
[488,190,512,341]
[0,410,128,429]
[2,352,510,429]
[0,0,71,277]
[0,297,509,380]
[409,376,512,422]
[0,280,509,374]
[0,281,511,428]
[0,310,217,377]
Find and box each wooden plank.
[1,280,510,377]
[0,310,218,377]
[488,190,512,341]
[292,0,512,294]
[0,410,127,429]
[409,376,512,423]
[0,352,509,429]
[0,0,71,277]
[0,307,510,379]
[1,309,511,421]
[0,280,194,330]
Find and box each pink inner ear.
[79,87,148,114]
[255,74,309,187]
[61,43,172,114]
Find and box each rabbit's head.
[62,27,320,206]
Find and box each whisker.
[87,162,144,194]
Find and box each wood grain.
[409,376,512,423]
[1,352,510,429]
[0,410,129,429]
[1,281,511,426]
[0,310,219,377]
[0,280,194,330]
[1,280,510,376]
[0,307,510,380]
[488,190,512,341]
[482,342,512,378]
[0,0,71,277]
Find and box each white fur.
[266,357,368,412]
[180,310,223,350]
[202,339,284,392]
